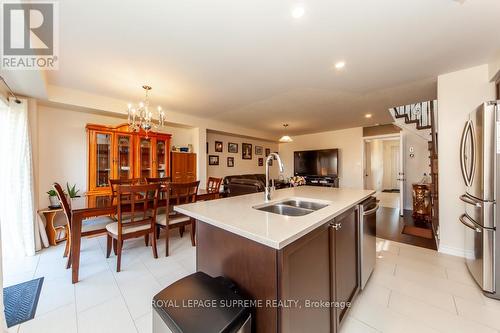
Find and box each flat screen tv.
[294,149,339,177]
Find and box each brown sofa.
[223,174,266,197]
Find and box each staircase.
[389,100,439,241]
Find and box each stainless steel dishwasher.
[358,197,378,289]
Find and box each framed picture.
[255,146,263,155]
[208,155,219,166]
[258,158,263,166]
[227,157,234,167]
[265,148,271,157]
[228,142,238,153]
[242,143,252,160]
[215,141,223,152]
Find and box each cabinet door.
[155,138,168,178]
[332,207,359,328]
[115,134,134,180]
[138,137,152,179]
[171,152,186,182]
[279,223,331,333]
[186,153,197,182]
[90,130,113,191]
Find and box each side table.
[38,207,65,246]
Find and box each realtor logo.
[1,1,59,70]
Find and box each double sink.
[254,199,329,216]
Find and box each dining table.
[69,187,218,283]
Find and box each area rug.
[382,189,400,193]
[401,225,433,239]
[3,277,44,327]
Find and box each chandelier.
[279,124,293,143]
[127,85,166,136]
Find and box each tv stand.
[303,176,339,188]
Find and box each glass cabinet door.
[96,132,112,188]
[156,139,167,178]
[117,135,133,180]
[140,137,152,179]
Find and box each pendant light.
[279,124,293,143]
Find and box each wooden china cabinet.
[86,123,171,195]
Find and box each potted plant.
[66,183,81,200]
[47,189,60,208]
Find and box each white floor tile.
[75,268,121,313]
[339,316,379,333]
[18,303,77,333]
[77,297,136,333]
[134,311,152,333]
[388,290,496,333]
[6,235,495,333]
[35,276,75,317]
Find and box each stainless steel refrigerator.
[460,101,500,299]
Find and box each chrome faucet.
[265,152,285,201]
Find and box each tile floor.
[4,234,500,333]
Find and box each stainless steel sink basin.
[279,199,328,211]
[254,199,329,216]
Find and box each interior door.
[399,132,405,216]
[390,146,400,190]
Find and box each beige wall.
[206,132,279,179]
[437,64,496,256]
[35,105,195,208]
[278,127,364,188]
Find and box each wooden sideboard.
[171,152,196,183]
[87,123,171,195]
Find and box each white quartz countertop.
[175,186,375,249]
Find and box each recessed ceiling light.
[365,114,372,119]
[334,61,346,69]
[291,5,305,19]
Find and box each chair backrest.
[170,181,200,205]
[145,177,171,202]
[53,182,71,224]
[116,183,160,236]
[206,177,222,194]
[145,177,171,185]
[109,178,141,202]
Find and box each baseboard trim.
[438,244,466,258]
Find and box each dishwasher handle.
[362,204,379,216]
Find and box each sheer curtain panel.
[0,98,36,258]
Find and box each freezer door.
[464,103,497,202]
[460,213,495,293]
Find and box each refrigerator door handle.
[459,214,482,233]
[459,194,482,208]
[460,120,475,187]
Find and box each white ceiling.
[42,0,500,135]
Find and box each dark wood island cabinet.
[196,206,360,333]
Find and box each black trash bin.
[152,272,252,333]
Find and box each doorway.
[363,135,401,211]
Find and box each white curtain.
[0,98,36,258]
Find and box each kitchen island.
[175,186,375,333]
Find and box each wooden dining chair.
[109,178,141,202]
[105,183,160,272]
[206,177,223,200]
[155,181,199,256]
[53,182,114,269]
